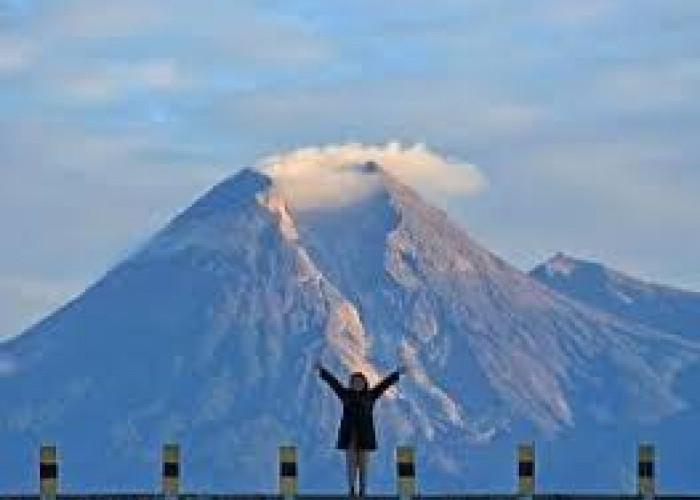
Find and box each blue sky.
[1,0,699,338]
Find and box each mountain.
[1,164,700,494]
[531,253,700,339]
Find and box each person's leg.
[357,450,369,496]
[345,449,358,495]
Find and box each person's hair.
[349,372,369,390]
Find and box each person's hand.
[313,360,323,372]
[398,365,409,375]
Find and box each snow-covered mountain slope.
[1,164,700,494]
[531,253,700,338]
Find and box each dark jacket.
[319,367,400,451]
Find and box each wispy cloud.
[57,59,189,103]
[593,58,700,111]
[0,35,35,74]
[30,0,334,67]
[536,0,619,27]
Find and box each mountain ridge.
[1,164,699,493]
[531,253,700,339]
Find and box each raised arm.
[370,369,402,400]
[317,364,346,399]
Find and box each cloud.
[0,36,35,74]
[537,0,618,27]
[259,142,487,209]
[30,0,333,67]
[56,59,188,103]
[212,77,546,155]
[593,58,700,112]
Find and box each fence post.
[396,446,416,499]
[517,443,535,496]
[279,445,298,498]
[162,443,180,496]
[638,443,656,496]
[39,445,58,498]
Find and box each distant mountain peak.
[534,253,657,292]
[539,252,582,277]
[532,253,700,338]
[532,252,604,279]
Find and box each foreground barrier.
[162,443,180,496]
[1,442,676,497]
[517,443,535,496]
[638,443,656,496]
[39,445,58,498]
[279,445,298,497]
[396,446,416,498]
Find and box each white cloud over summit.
[259,142,487,209]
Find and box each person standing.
[315,361,406,496]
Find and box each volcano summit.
[1,157,699,493]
